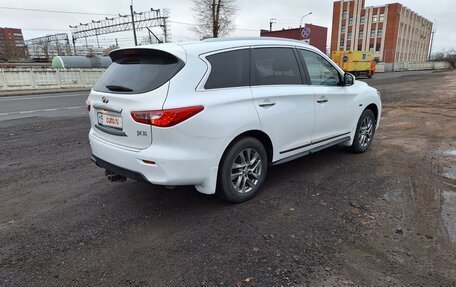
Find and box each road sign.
[301,27,311,39]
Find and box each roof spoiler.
[109,45,187,63]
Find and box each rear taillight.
[131,106,204,127]
[85,99,91,112]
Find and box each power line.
[21,28,69,32]
[168,20,259,32]
[0,6,118,16]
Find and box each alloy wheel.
[358,116,374,147]
[230,148,262,193]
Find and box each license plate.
[97,113,123,129]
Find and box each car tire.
[217,137,268,203]
[349,109,376,153]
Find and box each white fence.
[0,62,452,92]
[376,61,450,73]
[393,61,450,72]
[0,68,105,91]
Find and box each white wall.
[0,63,451,91]
[392,61,450,72]
[0,68,104,91]
[376,61,450,72]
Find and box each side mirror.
[343,73,355,86]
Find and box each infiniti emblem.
[102,96,109,104]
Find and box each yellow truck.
[331,51,376,78]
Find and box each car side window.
[251,48,302,86]
[204,49,250,89]
[299,50,341,86]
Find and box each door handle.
[316,97,328,104]
[259,102,276,108]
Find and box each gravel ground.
[0,70,455,286]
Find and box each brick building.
[261,24,328,54]
[331,0,433,71]
[0,28,27,61]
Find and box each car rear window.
[204,49,250,89]
[93,49,184,94]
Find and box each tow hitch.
[105,170,127,182]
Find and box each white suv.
[87,37,381,203]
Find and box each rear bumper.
[91,154,147,182]
[89,129,216,186]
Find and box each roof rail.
[202,36,308,45]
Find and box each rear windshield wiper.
[106,85,133,92]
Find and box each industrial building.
[331,0,433,71]
[0,27,27,61]
[261,24,328,54]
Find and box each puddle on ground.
[442,191,456,243]
[443,166,456,180]
[440,149,456,180]
[443,150,456,157]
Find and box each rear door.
[250,47,315,159]
[88,48,185,150]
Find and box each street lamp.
[300,12,312,28]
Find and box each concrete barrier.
[375,61,449,73]
[0,68,104,91]
[393,61,450,72]
[376,63,386,73]
[0,62,451,91]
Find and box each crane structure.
[70,8,170,55]
[25,33,72,62]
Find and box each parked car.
[86,37,382,203]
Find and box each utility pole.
[130,1,138,46]
[429,29,436,61]
[162,10,169,43]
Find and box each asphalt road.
[1,70,455,286]
[0,92,88,121]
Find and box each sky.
[0,0,455,53]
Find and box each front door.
[298,49,357,143]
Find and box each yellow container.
[331,51,376,78]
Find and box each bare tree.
[40,42,50,62]
[191,0,238,39]
[433,49,456,68]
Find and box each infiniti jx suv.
[87,37,381,203]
